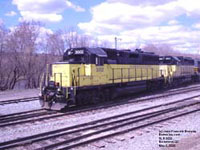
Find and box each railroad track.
[0,109,56,127]
[165,83,200,93]
[1,85,200,128]
[0,97,39,105]
[124,85,200,103]
[0,95,199,149]
[0,109,45,119]
[0,83,198,106]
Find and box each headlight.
[49,92,55,96]
[42,87,45,91]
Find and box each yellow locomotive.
[39,47,199,110]
[159,56,197,85]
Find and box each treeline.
[0,21,110,90]
[143,44,200,58]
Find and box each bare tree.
[5,21,41,89]
[143,44,180,56]
[63,28,91,49]
[143,43,200,59]
[46,30,65,55]
[0,24,13,90]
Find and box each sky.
[1,0,200,54]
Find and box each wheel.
[98,91,105,102]
[104,89,110,101]
[76,94,83,106]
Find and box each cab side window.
[95,57,104,66]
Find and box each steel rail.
[58,108,200,150]
[0,111,55,123]
[0,96,39,105]
[0,109,44,119]
[0,96,199,149]
[0,90,200,128]
[43,103,200,150]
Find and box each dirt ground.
[167,134,200,150]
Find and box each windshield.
[63,49,85,63]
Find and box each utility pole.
[115,37,122,49]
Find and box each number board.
[68,51,73,55]
[75,50,84,55]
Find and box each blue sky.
[0,0,104,30]
[1,0,200,53]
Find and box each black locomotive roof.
[65,47,107,57]
[160,56,195,65]
[102,48,157,56]
[164,56,181,62]
[63,47,159,65]
[66,47,157,57]
[87,47,107,57]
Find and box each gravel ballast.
[79,111,200,150]
[0,85,200,149]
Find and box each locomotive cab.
[159,56,181,84]
[64,48,87,64]
[159,56,180,65]
[194,60,200,73]
[40,47,108,110]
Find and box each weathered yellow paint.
[50,64,70,87]
[159,65,195,83]
[194,67,199,73]
[49,63,161,88]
